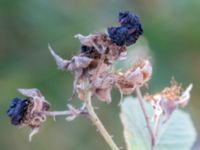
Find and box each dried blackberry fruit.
[7,98,29,125]
[108,11,143,46]
[119,11,140,26]
[125,28,142,46]
[107,26,128,46]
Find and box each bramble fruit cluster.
[107,11,143,46]
[7,98,29,125]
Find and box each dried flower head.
[145,80,193,123]
[75,33,127,62]
[116,59,152,95]
[7,88,50,141]
[92,72,115,103]
[49,12,143,103]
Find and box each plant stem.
[154,115,161,140]
[85,91,120,150]
[135,87,156,150]
[44,111,71,116]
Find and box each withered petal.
[75,34,94,47]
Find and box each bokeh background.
[0,0,200,149]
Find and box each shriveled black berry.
[125,27,143,46]
[119,11,143,45]
[108,11,143,46]
[107,26,128,46]
[7,98,29,125]
[119,11,139,26]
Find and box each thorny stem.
[135,87,156,150]
[85,91,120,150]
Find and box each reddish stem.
[135,87,156,150]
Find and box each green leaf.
[120,96,197,150]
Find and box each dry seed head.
[144,81,193,123]
[20,89,50,141]
[92,72,115,103]
[115,59,152,95]
[125,59,152,85]
[145,79,183,102]
[115,73,135,95]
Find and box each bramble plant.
[7,11,196,150]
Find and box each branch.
[135,87,156,150]
[44,104,88,121]
[44,111,72,116]
[85,91,120,150]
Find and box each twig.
[85,91,120,150]
[44,111,72,116]
[154,115,161,140]
[135,87,156,150]
[44,104,88,118]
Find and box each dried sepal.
[49,46,94,76]
[76,33,127,62]
[177,84,193,107]
[18,88,50,111]
[125,59,152,86]
[75,33,107,54]
[67,56,93,72]
[49,45,70,70]
[115,72,135,95]
[49,46,94,78]
[116,59,152,95]
[76,73,114,103]
[145,81,193,123]
[92,72,115,103]
[49,46,95,94]
[75,34,96,47]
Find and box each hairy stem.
[135,87,156,150]
[85,91,120,150]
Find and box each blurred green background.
[0,0,200,149]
